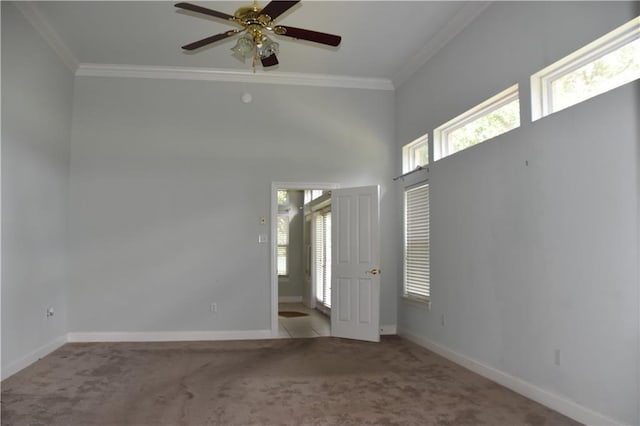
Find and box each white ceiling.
[28,1,489,86]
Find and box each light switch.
[258,234,268,243]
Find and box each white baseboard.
[67,330,273,343]
[398,328,621,426]
[380,325,397,335]
[278,296,303,303]
[3,330,273,378]
[1,335,67,380]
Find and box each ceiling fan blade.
[175,2,234,21]
[181,30,240,50]
[274,25,341,47]
[261,54,279,68]
[259,1,300,21]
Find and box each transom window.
[304,189,324,204]
[402,135,429,173]
[434,84,520,160]
[532,16,640,120]
[277,190,289,205]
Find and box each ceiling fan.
[175,1,342,70]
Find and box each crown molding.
[14,1,79,72]
[14,0,487,91]
[392,1,492,88]
[75,63,395,91]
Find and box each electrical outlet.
[441,313,446,326]
[210,303,217,313]
[46,307,55,318]
[554,349,561,366]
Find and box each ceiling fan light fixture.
[258,35,279,59]
[177,1,342,69]
[231,35,256,62]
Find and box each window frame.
[277,189,289,206]
[313,208,332,312]
[304,189,324,205]
[434,84,520,160]
[277,190,291,277]
[277,213,290,277]
[531,17,640,121]
[402,134,429,174]
[403,182,431,303]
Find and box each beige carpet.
[1,336,579,425]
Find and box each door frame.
[270,181,339,338]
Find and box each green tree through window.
[552,38,640,112]
[448,99,520,154]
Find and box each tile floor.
[278,302,330,338]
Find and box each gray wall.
[395,2,639,424]
[68,76,398,332]
[1,3,74,375]
[278,190,304,299]
[4,3,636,422]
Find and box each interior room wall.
[278,190,304,300]
[395,2,639,424]
[1,2,74,377]
[67,76,397,335]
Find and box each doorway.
[270,182,339,338]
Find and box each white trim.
[392,1,491,88]
[270,182,340,339]
[11,0,487,91]
[67,330,272,343]
[531,16,640,121]
[14,2,79,72]
[402,134,429,174]
[397,328,623,426]
[1,335,67,380]
[401,296,431,311]
[278,296,303,303]
[307,193,332,213]
[3,329,275,378]
[75,63,394,91]
[379,325,397,335]
[434,84,519,160]
[403,183,431,300]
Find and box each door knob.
[366,268,380,275]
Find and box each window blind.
[314,211,332,309]
[404,184,430,300]
[323,212,332,308]
[314,215,324,304]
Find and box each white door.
[331,186,380,342]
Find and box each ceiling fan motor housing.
[175,1,342,68]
